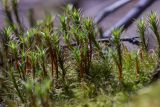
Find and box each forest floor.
[1,1,160,107]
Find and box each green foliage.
[112,27,123,81]
[0,3,160,107]
[148,11,160,57]
[137,18,148,51]
[128,81,160,107]
[24,78,52,107]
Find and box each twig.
[62,36,140,48]
[103,0,156,38]
[120,36,140,45]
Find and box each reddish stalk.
[80,45,84,78]
[135,56,140,79]
[15,59,22,79]
[42,59,47,77]
[49,47,58,79]
[118,64,123,81]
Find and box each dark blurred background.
[0,0,138,29]
[0,0,160,49]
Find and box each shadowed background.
[0,0,160,50]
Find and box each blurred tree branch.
[94,0,131,24]
[102,0,156,38]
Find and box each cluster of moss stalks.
[0,0,160,107]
